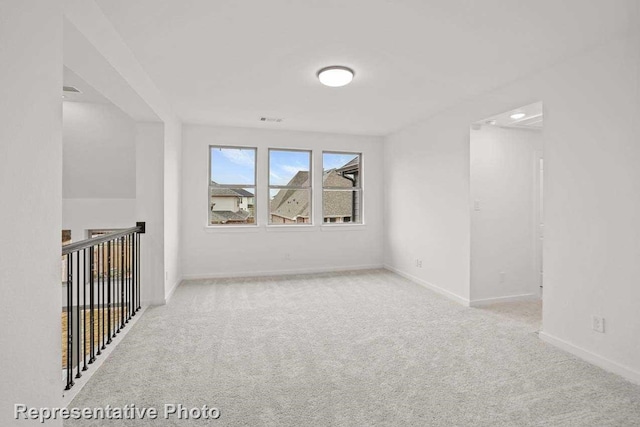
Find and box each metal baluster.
[131,233,136,316]
[127,234,131,321]
[98,243,103,354]
[76,252,81,379]
[120,236,125,329]
[137,232,141,310]
[107,241,112,344]
[125,234,129,321]
[82,249,87,372]
[65,254,73,390]
[113,237,118,337]
[116,237,121,333]
[89,247,95,364]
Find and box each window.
[209,146,257,225]
[269,149,312,225]
[322,152,362,224]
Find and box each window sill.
[266,224,317,232]
[203,225,261,233]
[321,224,366,232]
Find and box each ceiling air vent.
[63,86,81,93]
[260,117,283,123]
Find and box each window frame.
[268,148,313,226]
[208,145,258,227]
[322,151,363,225]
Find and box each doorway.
[469,101,544,330]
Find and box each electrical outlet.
[592,316,605,333]
[500,272,506,283]
[474,200,481,211]
[415,259,423,268]
[284,253,291,261]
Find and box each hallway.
[67,270,640,426]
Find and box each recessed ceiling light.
[317,66,354,87]
[510,112,526,120]
[486,120,497,125]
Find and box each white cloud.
[270,171,282,180]
[323,154,356,171]
[220,148,255,168]
[280,164,308,176]
[270,171,286,185]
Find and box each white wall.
[63,101,136,198]
[384,24,640,382]
[384,112,472,305]
[62,100,137,242]
[0,1,63,425]
[181,125,384,278]
[470,126,543,304]
[135,123,166,305]
[62,198,136,241]
[163,120,183,300]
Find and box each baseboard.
[182,264,385,281]
[539,331,640,385]
[164,277,182,303]
[384,264,470,306]
[62,306,148,407]
[469,293,539,307]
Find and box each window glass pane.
[269,150,310,186]
[210,147,256,186]
[322,189,361,224]
[269,188,311,224]
[210,187,255,225]
[323,153,360,187]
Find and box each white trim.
[321,224,366,232]
[539,331,640,385]
[203,225,260,233]
[384,265,470,306]
[182,264,384,280]
[165,278,182,303]
[62,306,148,407]
[265,224,317,232]
[469,293,539,307]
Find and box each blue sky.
[210,147,358,186]
[210,147,256,185]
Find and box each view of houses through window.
[269,149,312,224]
[209,146,361,225]
[322,152,362,224]
[209,146,257,225]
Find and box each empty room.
[1,1,640,426]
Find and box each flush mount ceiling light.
[317,66,354,87]
[510,112,526,120]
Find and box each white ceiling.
[94,0,630,136]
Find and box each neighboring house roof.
[270,171,310,220]
[336,156,359,174]
[270,169,354,220]
[322,178,354,217]
[210,183,254,198]
[210,210,251,223]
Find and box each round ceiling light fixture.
[510,112,526,120]
[317,66,355,87]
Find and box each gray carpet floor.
[67,269,640,426]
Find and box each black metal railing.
[61,222,145,391]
